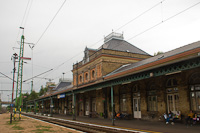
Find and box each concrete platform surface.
[50,114,200,133]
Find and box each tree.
[154,51,164,56]
[28,91,39,101]
[39,86,48,96]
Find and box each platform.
[41,114,200,133]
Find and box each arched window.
[166,78,178,93]
[189,73,200,111]
[84,72,88,82]
[147,83,157,111]
[79,75,82,83]
[91,70,95,79]
[166,78,179,113]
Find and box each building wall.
[41,66,199,121]
[72,48,151,87]
[73,67,200,121]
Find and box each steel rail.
[22,113,145,133]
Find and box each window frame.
[147,84,158,112]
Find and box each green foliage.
[39,86,48,96]
[28,91,39,101]
[154,51,164,56]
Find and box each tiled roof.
[52,81,72,91]
[100,38,150,55]
[105,40,200,78]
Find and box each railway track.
[22,113,145,133]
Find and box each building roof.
[100,38,150,55]
[105,40,200,79]
[52,81,72,91]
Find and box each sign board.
[10,104,14,107]
[60,93,65,98]
[21,57,31,60]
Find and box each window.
[120,94,127,112]
[84,72,89,82]
[147,84,157,111]
[133,84,140,97]
[190,85,200,111]
[166,78,178,87]
[79,75,82,84]
[189,73,200,111]
[148,96,157,111]
[166,78,179,113]
[91,69,95,80]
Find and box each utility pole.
[29,44,34,93]
[10,53,18,124]
[15,27,25,113]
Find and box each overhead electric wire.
[127,1,200,41]
[37,0,166,77]
[0,72,15,82]
[35,0,67,46]
[31,1,200,87]
[115,0,166,32]
[24,0,33,28]
[13,0,32,48]
[23,69,53,82]
[30,0,170,83]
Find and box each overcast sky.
[0,0,200,101]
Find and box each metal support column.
[111,85,114,126]
[72,93,76,120]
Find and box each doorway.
[133,97,141,118]
[167,93,179,114]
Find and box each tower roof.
[100,32,150,55]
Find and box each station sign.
[57,93,65,99]
[60,93,65,98]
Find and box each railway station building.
[29,32,200,121]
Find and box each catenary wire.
[36,0,166,78]
[127,1,200,41]
[34,0,67,46]
[13,0,31,49]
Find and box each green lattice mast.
[15,27,25,110]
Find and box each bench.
[164,113,182,124]
[115,113,132,120]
